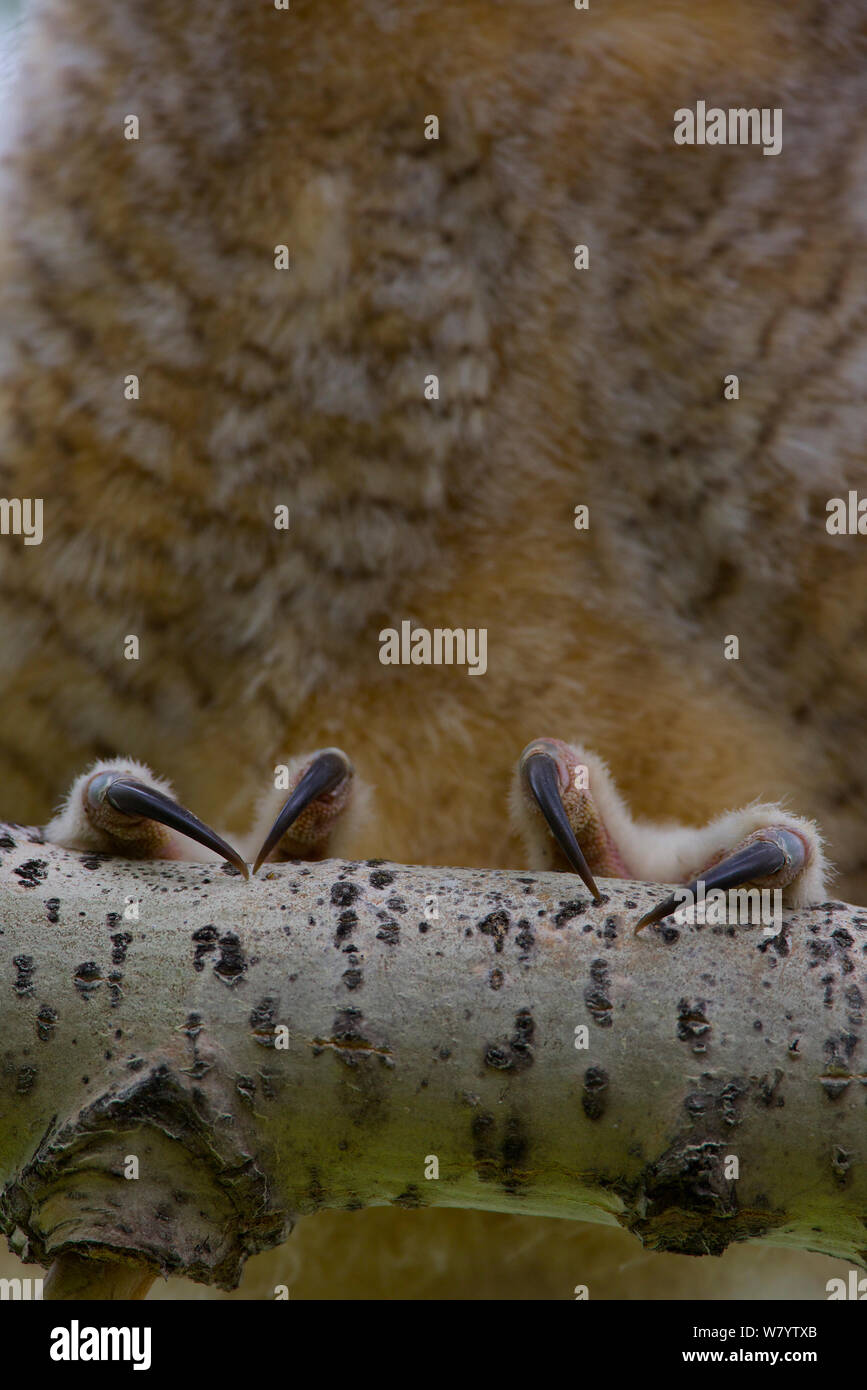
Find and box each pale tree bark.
[0,825,864,1299]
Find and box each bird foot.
[43,741,829,929]
[45,750,360,880]
[44,759,249,878]
[510,737,829,932]
[248,747,357,874]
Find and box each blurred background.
[0,0,20,72]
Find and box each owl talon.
[251,747,354,875]
[510,738,828,933]
[517,740,602,900]
[634,827,807,933]
[91,774,249,878]
[45,759,249,876]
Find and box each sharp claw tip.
[634,901,669,933]
[218,850,250,880]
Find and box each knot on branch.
[622,1134,786,1259]
[0,1063,291,1288]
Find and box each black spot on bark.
[683,1075,749,1129]
[213,933,247,987]
[582,1065,609,1120]
[515,920,535,953]
[369,869,394,889]
[808,939,834,963]
[13,954,34,996]
[477,909,510,953]
[394,1185,425,1209]
[484,1009,534,1071]
[758,930,788,957]
[484,1045,513,1069]
[110,932,133,966]
[719,1078,749,1127]
[331,882,361,907]
[554,899,585,928]
[584,959,613,1028]
[342,967,363,990]
[44,898,60,924]
[601,915,618,942]
[73,962,102,996]
[334,908,357,945]
[677,998,710,1051]
[512,1008,534,1049]
[328,1009,369,1066]
[250,997,279,1047]
[13,859,47,888]
[191,925,218,972]
[36,1005,57,1042]
[844,985,864,1028]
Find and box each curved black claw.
[521,746,601,901]
[93,774,250,879]
[252,748,351,876]
[634,830,805,934]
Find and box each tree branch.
[0,825,864,1292]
